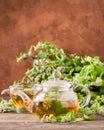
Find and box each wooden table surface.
[0,113,104,130]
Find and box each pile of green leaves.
[41,110,75,123]
[16,41,66,86]
[0,99,15,112]
[1,41,104,122]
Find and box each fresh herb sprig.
[41,111,75,123]
[0,99,15,112]
[16,41,66,86]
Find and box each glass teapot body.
[33,84,79,118]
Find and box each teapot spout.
[1,89,10,95]
[12,90,36,113]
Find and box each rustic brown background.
[0,0,104,94]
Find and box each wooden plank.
[0,113,104,130]
[0,113,39,122]
[0,121,104,130]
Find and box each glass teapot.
[2,70,91,119]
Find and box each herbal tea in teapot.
[31,90,79,118]
[34,100,79,118]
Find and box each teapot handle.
[71,83,91,108]
[33,84,43,100]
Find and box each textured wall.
[0,0,104,93]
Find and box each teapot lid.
[42,79,70,86]
[42,70,71,91]
[42,80,70,91]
